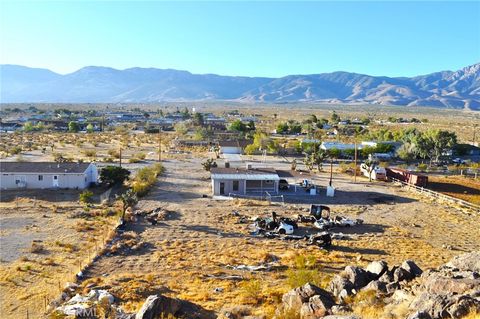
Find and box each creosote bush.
[131,163,165,196]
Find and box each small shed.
[210,167,280,196]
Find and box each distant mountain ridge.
[1,63,479,110]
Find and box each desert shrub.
[83,149,97,158]
[79,190,94,204]
[107,149,120,159]
[418,163,428,171]
[131,164,164,196]
[29,242,44,254]
[286,268,320,288]
[239,279,263,304]
[100,166,131,185]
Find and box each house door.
[53,175,59,187]
[220,182,225,195]
[15,175,26,187]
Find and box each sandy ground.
[0,196,118,319]
[76,154,480,316]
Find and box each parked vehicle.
[360,163,387,181]
[279,179,289,190]
[452,158,466,165]
[386,167,428,187]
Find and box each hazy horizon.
[1,1,479,78]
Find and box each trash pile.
[108,231,147,254]
[254,212,298,235]
[297,204,363,231]
[134,207,176,225]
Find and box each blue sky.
[1,1,479,77]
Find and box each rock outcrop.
[276,252,480,319]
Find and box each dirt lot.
[73,154,480,317]
[0,194,119,318]
[427,175,480,205]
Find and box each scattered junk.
[226,263,277,272]
[306,232,332,248]
[297,205,363,231]
[254,212,298,235]
[134,207,176,225]
[299,179,315,192]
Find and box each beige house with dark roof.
[0,162,98,190]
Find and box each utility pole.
[329,158,333,187]
[473,124,478,146]
[354,140,358,183]
[158,125,162,162]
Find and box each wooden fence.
[391,178,480,212]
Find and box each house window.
[53,176,58,180]
[233,180,239,191]
[38,175,43,181]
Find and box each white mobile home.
[0,162,98,190]
[210,167,280,196]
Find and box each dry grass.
[427,176,480,205]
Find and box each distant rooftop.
[0,162,92,174]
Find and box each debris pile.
[134,207,176,225]
[108,231,147,254]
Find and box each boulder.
[422,271,480,295]
[410,293,480,319]
[362,280,387,294]
[135,295,181,319]
[401,260,423,278]
[299,293,335,318]
[407,311,432,319]
[344,266,371,288]
[394,266,414,282]
[366,261,388,279]
[322,316,361,319]
[330,275,354,298]
[446,252,480,273]
[282,283,325,312]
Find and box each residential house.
[0,162,98,190]
[218,140,252,154]
[210,167,279,196]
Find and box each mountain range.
[1,63,479,110]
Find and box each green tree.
[100,166,131,185]
[396,142,416,164]
[86,123,94,133]
[415,129,457,165]
[202,158,217,171]
[327,148,341,159]
[23,122,34,132]
[117,189,138,223]
[330,111,340,124]
[68,121,79,133]
[276,122,289,134]
[79,190,94,204]
[364,158,378,182]
[174,122,188,136]
[193,113,204,126]
[229,119,247,132]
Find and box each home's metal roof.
[211,167,280,180]
[218,140,252,148]
[0,162,92,174]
